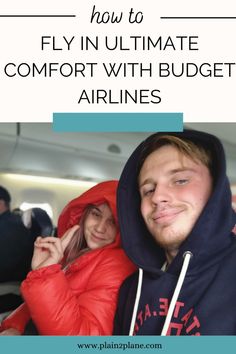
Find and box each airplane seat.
[22,207,54,238]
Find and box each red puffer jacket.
[0,181,135,335]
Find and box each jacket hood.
[118,130,236,275]
[58,180,121,248]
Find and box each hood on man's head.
[136,130,224,184]
[117,129,236,274]
[0,186,11,203]
[57,180,119,238]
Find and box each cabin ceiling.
[0,122,236,183]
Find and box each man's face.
[139,145,213,256]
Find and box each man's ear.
[0,199,9,211]
[0,199,5,211]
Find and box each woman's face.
[84,203,117,250]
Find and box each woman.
[0,181,135,335]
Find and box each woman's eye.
[91,210,101,217]
[108,218,116,226]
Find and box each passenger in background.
[0,181,135,335]
[0,188,54,318]
[0,186,31,283]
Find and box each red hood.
[57,180,120,248]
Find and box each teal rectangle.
[0,336,236,354]
[52,113,183,132]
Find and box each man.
[0,186,31,282]
[114,130,236,335]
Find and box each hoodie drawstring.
[129,251,193,336]
[161,251,193,336]
[129,268,143,336]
